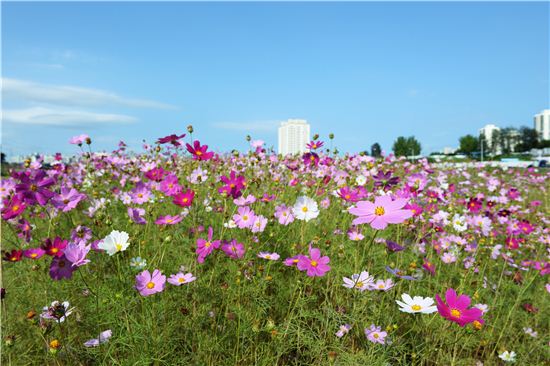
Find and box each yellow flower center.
[146,282,155,289]
[378,284,384,289]
[196,150,202,156]
[265,255,271,259]
[411,304,422,311]
[51,248,59,254]
[310,260,318,267]
[373,333,379,339]
[374,206,385,216]
[243,215,249,221]
[30,253,38,258]
[205,242,212,248]
[355,281,364,288]
[178,277,185,283]
[12,205,20,211]
[473,320,482,330]
[183,198,188,203]
[116,243,123,251]
[450,309,461,318]
[301,206,308,213]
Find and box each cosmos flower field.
[1,131,549,365]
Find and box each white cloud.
[2,78,177,110]
[211,120,280,132]
[3,107,136,126]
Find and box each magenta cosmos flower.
[155,215,183,225]
[348,195,413,230]
[186,140,214,161]
[1,196,26,220]
[221,239,245,259]
[135,269,166,296]
[196,227,221,263]
[23,247,46,260]
[297,247,331,277]
[435,288,484,327]
[173,189,195,207]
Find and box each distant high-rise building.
[278,119,310,155]
[534,109,550,141]
[479,124,501,154]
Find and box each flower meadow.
[1,130,549,365]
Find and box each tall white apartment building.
[534,109,550,141]
[278,119,310,156]
[479,123,500,147]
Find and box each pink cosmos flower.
[155,215,183,225]
[196,227,221,263]
[283,255,306,267]
[233,206,256,229]
[348,195,413,230]
[167,272,196,286]
[335,324,351,338]
[160,174,182,196]
[135,269,166,297]
[1,197,23,219]
[365,324,387,344]
[234,194,256,206]
[51,187,86,212]
[435,288,484,327]
[221,239,245,259]
[297,247,331,277]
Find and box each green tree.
[458,134,479,155]
[392,136,409,156]
[407,136,421,156]
[392,136,421,157]
[370,143,382,157]
[516,126,539,151]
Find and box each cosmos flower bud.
[329,133,334,139]
[187,125,194,133]
[313,133,319,140]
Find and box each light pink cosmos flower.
[167,272,196,286]
[251,215,267,233]
[64,242,91,267]
[84,330,112,347]
[274,204,295,225]
[348,195,413,230]
[69,134,89,145]
[297,247,331,277]
[257,252,280,261]
[233,206,256,229]
[365,324,387,344]
[135,269,166,297]
[335,324,351,338]
[368,278,395,291]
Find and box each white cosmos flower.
[395,294,437,314]
[355,175,367,186]
[292,196,319,222]
[99,230,130,256]
[498,351,516,363]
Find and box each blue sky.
[2,1,549,157]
